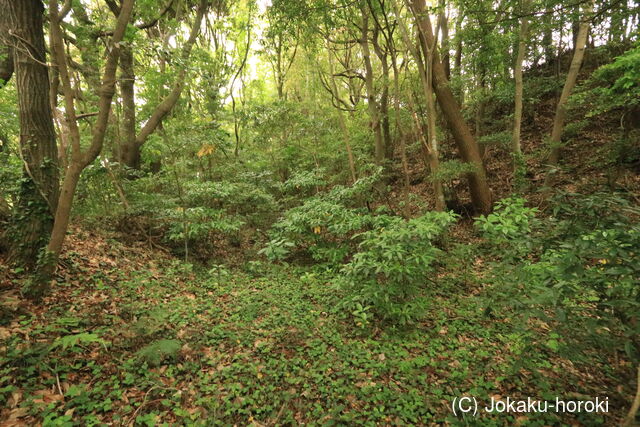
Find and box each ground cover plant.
[1,0,639,425]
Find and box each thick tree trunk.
[410,0,492,214]
[2,0,59,275]
[545,0,593,183]
[30,0,135,299]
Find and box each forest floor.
[0,226,632,426]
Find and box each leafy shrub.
[114,174,277,259]
[573,43,640,118]
[341,211,458,326]
[475,196,539,257]
[164,207,244,243]
[259,237,295,262]
[182,180,277,227]
[280,169,326,195]
[481,192,640,362]
[263,170,389,264]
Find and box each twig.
[7,31,50,68]
[55,372,64,396]
[623,365,640,427]
[126,386,158,426]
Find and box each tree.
[544,0,594,188]
[359,4,387,165]
[391,0,445,211]
[262,0,301,100]
[27,0,134,298]
[117,0,208,171]
[408,0,493,214]
[367,0,394,161]
[512,0,531,159]
[1,0,59,276]
[317,44,358,183]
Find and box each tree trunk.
[118,46,139,169]
[512,0,530,158]
[31,0,135,298]
[392,0,445,211]
[542,3,554,65]
[2,0,59,276]
[370,15,392,161]
[359,6,385,165]
[120,0,207,171]
[327,51,357,184]
[424,51,446,212]
[391,39,410,215]
[475,69,486,157]
[545,0,593,184]
[438,0,450,79]
[410,0,492,214]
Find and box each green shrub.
[481,192,640,362]
[475,196,539,257]
[164,207,244,243]
[263,170,390,264]
[341,211,458,326]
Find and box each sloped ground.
[0,227,632,425]
[386,44,640,216]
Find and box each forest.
[0,0,639,425]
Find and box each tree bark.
[512,0,530,158]
[2,0,59,275]
[368,5,393,161]
[409,0,492,214]
[359,6,385,165]
[119,0,207,170]
[118,46,138,169]
[392,0,445,211]
[31,0,134,298]
[545,0,593,185]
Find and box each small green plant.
[258,237,295,262]
[341,211,457,326]
[475,196,539,257]
[50,333,108,352]
[135,339,182,367]
[350,300,373,329]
